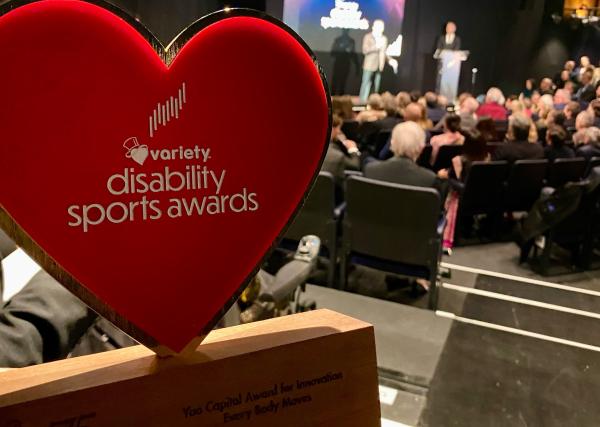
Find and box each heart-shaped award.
[0,1,330,353]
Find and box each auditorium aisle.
[306,242,600,426]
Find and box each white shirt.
[445,33,455,45]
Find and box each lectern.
[434,49,469,102]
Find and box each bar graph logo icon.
[148,82,187,138]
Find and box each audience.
[396,91,411,118]
[415,102,433,130]
[575,127,600,161]
[493,113,544,162]
[563,101,581,128]
[430,115,464,165]
[589,99,600,127]
[573,111,596,145]
[553,88,571,109]
[365,121,440,191]
[425,91,445,124]
[521,78,536,99]
[357,94,387,122]
[476,117,499,142]
[477,87,508,120]
[438,130,490,249]
[322,115,360,201]
[544,125,574,162]
[576,70,596,102]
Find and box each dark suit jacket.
[577,84,596,103]
[364,157,439,191]
[436,34,461,51]
[492,140,544,163]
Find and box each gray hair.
[390,121,426,161]
[577,111,595,128]
[509,113,532,141]
[485,87,505,105]
[586,127,600,147]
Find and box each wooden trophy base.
[0,309,380,426]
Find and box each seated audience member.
[424,91,445,125]
[573,111,596,145]
[522,97,534,118]
[539,77,554,95]
[438,95,449,110]
[492,113,544,162]
[553,88,571,109]
[396,91,411,118]
[364,121,439,191]
[576,55,591,79]
[575,127,600,161]
[554,69,571,89]
[544,124,574,161]
[430,115,465,165]
[331,95,354,121]
[356,94,386,122]
[476,117,499,142]
[415,101,433,130]
[576,70,596,102]
[409,90,421,102]
[564,81,576,96]
[434,96,479,131]
[376,102,432,160]
[563,101,581,128]
[521,78,536,99]
[504,94,518,111]
[547,110,567,128]
[322,115,360,199]
[438,130,490,249]
[588,99,600,127]
[378,91,402,128]
[565,60,577,80]
[458,96,479,130]
[477,87,508,120]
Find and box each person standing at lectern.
[359,19,388,102]
[436,21,461,51]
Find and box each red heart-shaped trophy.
[0,1,330,352]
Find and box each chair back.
[586,156,600,177]
[374,129,392,157]
[432,145,464,172]
[546,157,586,188]
[503,159,548,212]
[459,161,509,216]
[285,172,336,249]
[417,145,433,168]
[344,176,441,267]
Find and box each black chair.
[503,160,548,212]
[341,120,359,142]
[546,157,586,188]
[283,172,339,287]
[494,120,509,141]
[486,142,504,156]
[373,129,392,158]
[417,145,433,169]
[586,157,600,177]
[431,144,463,172]
[455,161,509,241]
[341,176,442,308]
